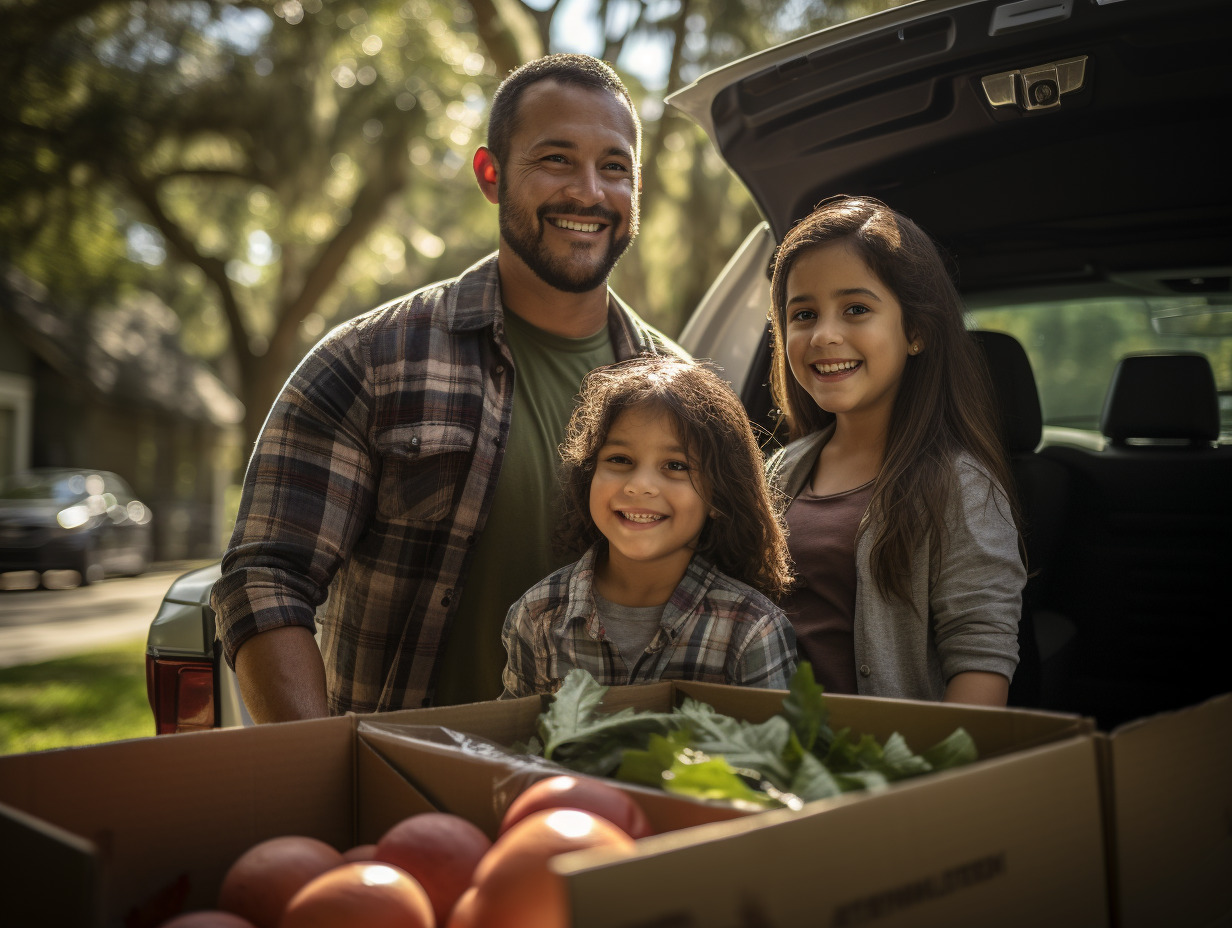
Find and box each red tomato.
[374,812,492,926]
[280,862,433,928]
[340,844,378,863]
[216,835,344,928]
[469,809,636,928]
[158,913,256,928]
[499,775,653,840]
[443,885,479,928]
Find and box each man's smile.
[548,217,604,233]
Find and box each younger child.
[500,355,796,697]
[766,195,1025,706]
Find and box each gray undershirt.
[593,590,665,667]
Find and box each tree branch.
[466,0,541,75]
[123,167,253,382]
[267,121,412,367]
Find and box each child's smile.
[589,404,710,602]
[618,510,666,524]
[784,241,915,431]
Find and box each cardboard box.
[1,681,1106,928]
[0,714,437,927]
[1099,692,1232,928]
[357,681,1108,928]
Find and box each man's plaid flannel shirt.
[212,253,676,713]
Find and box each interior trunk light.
[982,56,1087,111]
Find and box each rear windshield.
[968,296,1232,441]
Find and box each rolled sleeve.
[212,325,377,670]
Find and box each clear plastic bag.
[357,720,575,824]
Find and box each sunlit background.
[0,0,907,566]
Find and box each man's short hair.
[486,53,641,169]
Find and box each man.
[212,54,682,722]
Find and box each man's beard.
[499,193,637,294]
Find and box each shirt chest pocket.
[374,423,476,524]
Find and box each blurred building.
[0,267,244,561]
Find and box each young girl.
[766,195,1025,707]
[500,355,796,697]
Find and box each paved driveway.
[0,561,214,667]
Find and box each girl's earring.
[909,343,922,355]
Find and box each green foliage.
[532,666,977,809]
[971,298,1232,432]
[1,0,913,448]
[0,636,152,755]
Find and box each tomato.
[216,835,344,928]
[443,885,479,928]
[340,843,378,863]
[499,775,653,840]
[468,809,635,928]
[280,862,433,928]
[158,913,256,928]
[374,811,492,926]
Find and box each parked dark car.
[147,0,1232,734]
[0,467,154,587]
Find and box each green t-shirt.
[431,312,615,705]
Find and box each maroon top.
[781,480,875,694]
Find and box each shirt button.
[441,588,453,607]
[494,364,506,375]
[859,664,871,677]
[494,436,504,447]
[409,436,420,448]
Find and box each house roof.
[0,267,244,427]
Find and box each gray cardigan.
[767,427,1024,701]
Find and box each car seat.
[971,330,1074,709]
[1041,353,1231,728]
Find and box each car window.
[0,472,119,504]
[0,473,80,503]
[967,297,1232,442]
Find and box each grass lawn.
[0,635,153,755]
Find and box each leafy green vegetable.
[537,668,681,775]
[526,665,978,809]
[921,726,980,770]
[780,661,832,754]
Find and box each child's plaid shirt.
[500,544,797,697]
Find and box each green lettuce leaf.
[921,727,978,770]
[659,750,781,809]
[537,669,680,773]
[524,667,977,809]
[780,661,831,754]
[615,728,694,787]
[674,699,795,789]
[788,750,845,802]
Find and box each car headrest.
[972,330,1042,454]
[1100,353,1220,445]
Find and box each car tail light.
[146,653,216,734]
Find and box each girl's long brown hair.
[768,196,1021,602]
[556,355,793,600]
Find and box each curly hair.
[556,355,793,601]
[768,195,1021,602]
